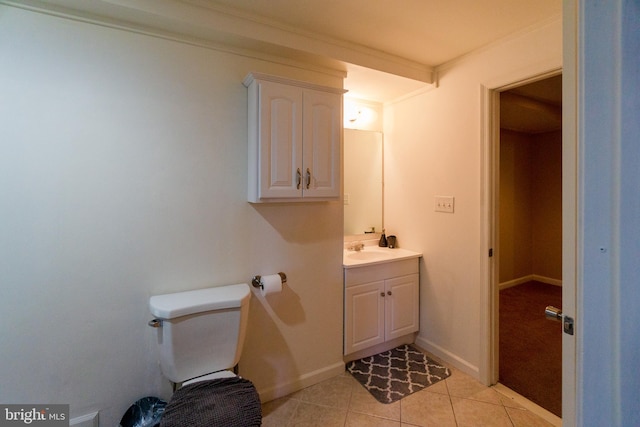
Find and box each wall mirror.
[343,129,383,235]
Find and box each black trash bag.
[119,396,167,427]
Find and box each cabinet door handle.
[306,168,311,189]
[296,168,301,189]
[387,291,392,296]
[380,292,385,297]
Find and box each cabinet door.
[258,81,303,199]
[385,274,419,340]
[344,281,385,355]
[302,89,341,198]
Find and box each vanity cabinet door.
[385,274,420,340]
[343,257,420,357]
[344,281,385,355]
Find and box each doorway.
[496,75,563,416]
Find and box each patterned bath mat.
[346,344,451,404]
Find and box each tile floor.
[261,353,556,427]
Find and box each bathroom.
[0,2,564,425]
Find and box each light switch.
[435,196,455,213]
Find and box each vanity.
[342,123,421,360]
[343,246,422,360]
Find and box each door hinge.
[489,248,493,257]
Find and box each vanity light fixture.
[344,100,377,127]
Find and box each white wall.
[0,5,343,424]
[383,17,562,377]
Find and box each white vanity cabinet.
[244,73,343,202]
[344,257,420,356]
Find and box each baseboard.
[257,360,345,403]
[499,274,562,290]
[414,336,480,380]
[532,275,562,287]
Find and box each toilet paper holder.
[251,272,287,289]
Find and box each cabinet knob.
[387,291,392,296]
[306,168,311,189]
[380,292,385,297]
[296,168,301,189]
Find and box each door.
[385,274,419,340]
[302,88,341,198]
[564,1,638,424]
[481,66,576,425]
[258,80,303,198]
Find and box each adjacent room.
[497,75,563,417]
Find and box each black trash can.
[119,396,167,427]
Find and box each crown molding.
[2,0,433,83]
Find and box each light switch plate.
[435,196,455,213]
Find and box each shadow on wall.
[241,199,343,398]
[241,289,299,392]
[259,284,306,325]
[250,203,342,243]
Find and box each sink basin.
[343,247,422,268]
[345,249,389,261]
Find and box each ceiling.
[501,74,562,134]
[203,0,561,67]
[20,0,561,104]
[200,0,562,102]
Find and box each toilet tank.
[149,283,251,384]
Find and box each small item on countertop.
[378,229,387,247]
[387,235,397,248]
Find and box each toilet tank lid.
[149,283,250,319]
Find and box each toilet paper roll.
[260,274,283,296]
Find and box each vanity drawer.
[344,258,419,286]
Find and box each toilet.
[148,283,262,426]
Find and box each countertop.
[343,246,422,269]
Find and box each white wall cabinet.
[244,73,343,202]
[344,258,419,356]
